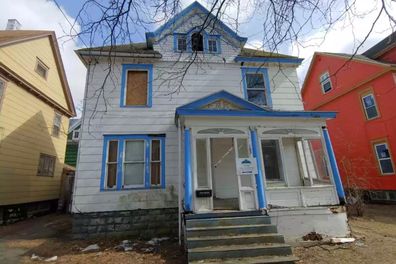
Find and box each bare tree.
[54,0,396,128]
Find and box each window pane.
[261,140,282,180]
[124,163,145,185]
[178,37,187,51]
[125,140,145,161]
[108,141,118,162]
[237,138,249,158]
[376,144,390,159]
[306,139,330,184]
[125,71,148,106]
[322,81,332,92]
[196,139,209,187]
[151,140,160,161]
[151,162,161,185]
[209,40,217,52]
[247,90,267,106]
[246,73,265,88]
[363,95,374,107]
[107,164,117,188]
[380,159,394,174]
[366,106,378,119]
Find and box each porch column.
[250,129,267,209]
[184,127,193,212]
[322,126,346,203]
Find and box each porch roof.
[175,90,337,122]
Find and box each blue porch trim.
[322,127,346,203]
[176,109,337,118]
[241,67,273,108]
[100,134,166,191]
[184,128,193,212]
[235,56,304,64]
[250,129,267,209]
[146,1,247,44]
[120,64,153,108]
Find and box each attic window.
[191,32,203,51]
[35,58,49,79]
[320,72,332,93]
[177,36,187,51]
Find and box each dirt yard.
[0,204,395,264]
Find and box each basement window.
[35,58,49,79]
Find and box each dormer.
[145,1,247,58]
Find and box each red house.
[302,32,396,202]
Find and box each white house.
[73,2,349,262]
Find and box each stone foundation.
[72,207,178,239]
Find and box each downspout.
[177,118,182,245]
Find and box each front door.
[234,137,258,211]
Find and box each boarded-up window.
[37,154,56,176]
[125,71,148,106]
[150,139,161,186]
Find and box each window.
[35,58,49,79]
[191,32,203,51]
[37,154,56,176]
[245,72,268,106]
[361,93,379,120]
[208,39,218,53]
[177,36,187,51]
[374,142,395,175]
[52,112,62,137]
[261,139,284,181]
[121,64,152,107]
[102,135,165,190]
[320,72,332,93]
[72,130,80,140]
[196,138,209,188]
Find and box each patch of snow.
[45,256,58,262]
[81,244,100,252]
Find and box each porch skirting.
[72,208,178,238]
[269,206,350,242]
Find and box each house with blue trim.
[74,2,349,262]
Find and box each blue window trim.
[146,2,247,44]
[120,64,153,108]
[173,30,221,54]
[100,134,166,191]
[241,67,273,108]
[235,56,303,64]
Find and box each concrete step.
[185,210,264,220]
[186,215,271,228]
[188,243,293,262]
[187,233,285,248]
[189,255,299,264]
[186,224,278,237]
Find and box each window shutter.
[126,71,148,106]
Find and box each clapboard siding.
[0,80,69,206]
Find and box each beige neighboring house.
[0,28,76,224]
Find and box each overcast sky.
[0,0,394,117]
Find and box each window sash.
[320,72,332,93]
[362,94,379,119]
[106,140,119,188]
[374,143,395,174]
[37,154,55,176]
[177,37,187,51]
[53,113,61,136]
[208,39,217,52]
[246,73,266,90]
[150,139,161,186]
[261,139,284,181]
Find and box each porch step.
[188,243,293,262]
[187,233,285,248]
[185,210,263,220]
[189,255,299,264]
[187,224,278,237]
[186,215,272,228]
[185,214,297,264]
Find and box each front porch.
[176,91,345,215]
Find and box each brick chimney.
[6,19,21,30]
